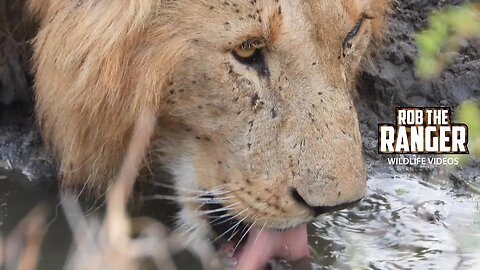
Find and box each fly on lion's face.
[29,0,389,268]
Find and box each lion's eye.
[232,40,264,65]
[343,22,363,50]
[234,47,257,59]
[342,13,373,55]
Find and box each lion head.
[29,0,389,267]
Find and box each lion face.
[30,0,388,263]
[149,0,386,239]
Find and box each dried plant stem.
[104,108,157,248]
[5,206,47,270]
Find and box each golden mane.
[29,0,187,190]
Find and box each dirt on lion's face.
[155,0,380,231]
[29,0,389,267]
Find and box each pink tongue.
[235,224,310,270]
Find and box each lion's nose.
[289,187,361,217]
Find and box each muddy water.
[1,168,480,270]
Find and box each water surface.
[1,168,479,269]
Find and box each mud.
[356,0,480,178]
[0,0,35,106]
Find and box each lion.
[27,0,389,268]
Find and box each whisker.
[141,195,212,203]
[150,181,236,196]
[198,202,241,216]
[213,212,250,243]
[213,219,242,243]
[252,219,269,247]
[209,213,236,225]
[235,214,256,241]
[210,207,250,226]
[141,194,234,203]
[226,214,250,242]
[233,219,257,253]
[198,195,237,203]
[198,208,241,219]
[226,228,240,242]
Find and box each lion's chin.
[221,224,310,270]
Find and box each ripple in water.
[307,174,480,270]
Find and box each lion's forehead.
[168,0,369,45]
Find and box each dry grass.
[2,206,47,270]
[0,109,221,270]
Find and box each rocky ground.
[0,0,479,181]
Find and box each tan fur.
[28,0,389,230]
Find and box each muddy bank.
[0,0,35,106]
[0,0,50,179]
[356,0,480,176]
